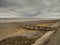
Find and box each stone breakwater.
[18,24,58,31]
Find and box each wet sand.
[0,23,45,40]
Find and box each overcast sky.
[0,0,60,18]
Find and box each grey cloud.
[0,0,60,18]
[34,13,60,18]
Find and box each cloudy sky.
[0,0,60,18]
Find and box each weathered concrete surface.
[46,29,60,45]
[32,30,55,45]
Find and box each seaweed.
[0,36,37,45]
